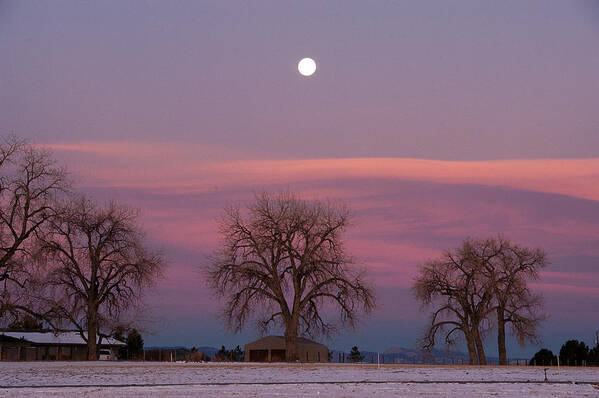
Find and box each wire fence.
[331,352,599,367]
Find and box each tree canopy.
[413,236,546,365]
[34,197,164,359]
[559,340,589,366]
[529,348,557,366]
[0,136,68,324]
[348,346,364,363]
[206,191,375,361]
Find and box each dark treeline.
[531,340,599,366]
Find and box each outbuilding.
[244,335,328,362]
[0,331,125,361]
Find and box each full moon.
[298,58,316,77]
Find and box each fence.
[332,352,599,367]
[142,348,191,362]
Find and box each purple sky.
[1,1,599,356]
[3,0,599,160]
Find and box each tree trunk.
[87,305,98,360]
[465,333,477,365]
[285,317,299,362]
[497,307,507,365]
[473,328,486,365]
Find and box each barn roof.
[0,331,125,346]
[245,335,327,348]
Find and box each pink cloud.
[48,141,599,202]
[532,282,599,297]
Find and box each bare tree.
[34,197,164,359]
[413,241,492,365]
[414,237,547,365]
[0,136,68,320]
[206,192,375,361]
[472,237,547,365]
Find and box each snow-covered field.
[0,362,598,397]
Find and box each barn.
[0,331,125,361]
[244,335,328,362]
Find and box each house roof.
[0,331,126,346]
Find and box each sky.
[1,0,598,357]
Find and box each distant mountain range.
[192,346,220,357]
[331,346,527,365]
[329,346,469,364]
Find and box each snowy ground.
[0,362,598,397]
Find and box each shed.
[0,331,125,361]
[244,335,328,362]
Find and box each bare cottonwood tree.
[35,197,164,359]
[206,192,375,361]
[0,136,68,320]
[413,241,492,365]
[472,237,547,365]
[414,237,547,365]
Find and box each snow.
[1,331,125,346]
[0,362,597,397]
